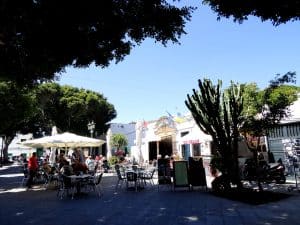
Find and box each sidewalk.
[1,162,300,225]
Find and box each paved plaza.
[1,163,300,225]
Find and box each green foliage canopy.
[185,73,299,189]
[240,72,299,137]
[0,81,37,161]
[0,0,193,84]
[0,81,116,161]
[31,82,117,136]
[203,0,300,25]
[0,81,36,140]
[110,133,128,150]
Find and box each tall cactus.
[185,79,243,189]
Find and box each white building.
[6,133,35,159]
[130,114,212,163]
[128,114,215,187]
[267,93,300,162]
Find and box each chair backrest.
[23,168,29,178]
[95,173,103,185]
[126,171,137,182]
[61,175,72,187]
[116,168,124,180]
[132,165,138,171]
[150,168,156,178]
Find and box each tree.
[241,72,299,140]
[185,79,244,191]
[185,73,299,192]
[240,72,299,191]
[0,0,193,84]
[110,133,128,156]
[0,81,36,163]
[30,82,117,136]
[203,0,300,25]
[0,82,116,162]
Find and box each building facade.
[130,114,212,164]
[267,94,300,162]
[6,133,35,159]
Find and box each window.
[180,131,189,137]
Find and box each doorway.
[159,136,173,158]
[149,141,157,161]
[181,144,191,161]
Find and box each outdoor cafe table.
[125,169,147,190]
[68,174,91,194]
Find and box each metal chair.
[126,171,138,192]
[115,165,126,189]
[20,167,29,187]
[43,171,59,189]
[56,175,76,199]
[86,173,103,197]
[142,168,156,187]
[132,165,138,171]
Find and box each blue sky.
[58,2,300,123]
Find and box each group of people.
[57,151,102,176]
[24,149,108,188]
[25,152,56,188]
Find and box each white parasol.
[106,129,112,159]
[49,126,58,165]
[135,121,144,164]
[21,132,105,148]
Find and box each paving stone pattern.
[1,163,300,225]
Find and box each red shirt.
[28,156,38,171]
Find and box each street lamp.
[87,121,96,138]
[87,121,96,156]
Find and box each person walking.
[26,152,38,188]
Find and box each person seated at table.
[94,155,102,170]
[101,157,110,173]
[72,159,88,175]
[60,161,74,176]
[72,148,85,163]
[57,153,67,169]
[125,154,131,164]
[119,156,127,165]
[85,155,95,172]
[59,161,75,189]
[42,158,52,174]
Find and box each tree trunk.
[232,136,243,189]
[1,136,13,164]
[255,137,264,192]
